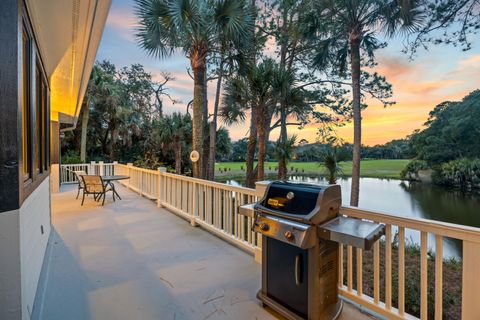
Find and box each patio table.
[102,175,129,200]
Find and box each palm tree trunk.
[202,69,209,179]
[277,107,288,180]
[191,57,206,178]
[246,105,258,188]
[277,7,288,180]
[350,34,362,207]
[208,60,224,181]
[109,124,118,161]
[175,137,182,174]
[80,99,90,163]
[257,103,266,181]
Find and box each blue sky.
[96,0,480,145]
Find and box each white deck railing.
[113,164,261,254]
[60,162,480,320]
[60,161,115,183]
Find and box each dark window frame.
[20,6,51,202]
[22,22,32,183]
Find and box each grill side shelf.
[238,203,256,218]
[317,216,385,250]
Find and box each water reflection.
[223,175,480,259]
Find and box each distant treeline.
[403,90,480,190]
[222,138,412,163]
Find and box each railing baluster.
[435,234,443,320]
[347,245,353,292]
[385,224,392,309]
[398,226,405,316]
[373,240,380,304]
[338,244,343,288]
[421,231,428,320]
[356,248,362,296]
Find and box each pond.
[221,175,480,259]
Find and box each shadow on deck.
[32,184,375,320]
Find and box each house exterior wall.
[19,178,51,319]
[0,1,52,319]
[0,210,22,320]
[0,0,110,318]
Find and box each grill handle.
[295,254,303,286]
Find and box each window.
[22,25,32,181]
[21,15,50,189]
[35,64,48,173]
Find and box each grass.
[215,159,409,180]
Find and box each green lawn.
[215,159,409,179]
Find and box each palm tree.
[322,149,343,184]
[220,59,277,184]
[308,0,423,206]
[275,134,297,180]
[155,113,192,174]
[135,0,254,178]
[273,67,313,180]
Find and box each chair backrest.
[74,170,87,187]
[81,175,104,193]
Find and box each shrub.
[400,160,428,181]
[434,158,480,190]
[61,151,82,164]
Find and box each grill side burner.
[239,181,385,320]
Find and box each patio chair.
[74,170,87,199]
[80,175,114,206]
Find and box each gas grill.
[239,181,385,320]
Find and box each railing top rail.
[342,206,480,243]
[115,163,159,175]
[160,171,258,196]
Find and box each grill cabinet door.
[266,237,308,317]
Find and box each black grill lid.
[254,181,342,224]
[261,181,323,215]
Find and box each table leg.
[110,181,122,200]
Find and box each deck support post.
[190,182,198,227]
[99,161,104,176]
[157,167,166,208]
[112,161,118,175]
[126,163,133,189]
[462,240,480,319]
[253,181,270,264]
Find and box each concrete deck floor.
[33,184,375,320]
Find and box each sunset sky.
[96,0,480,146]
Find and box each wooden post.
[462,240,480,319]
[190,182,198,227]
[157,167,166,208]
[50,164,60,193]
[99,161,104,176]
[112,161,118,175]
[127,163,133,189]
[253,181,270,264]
[90,161,95,175]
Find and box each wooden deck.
[32,184,375,320]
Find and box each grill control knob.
[259,222,269,231]
[284,231,295,242]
